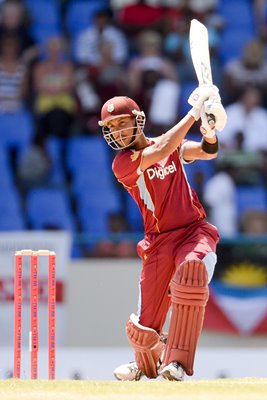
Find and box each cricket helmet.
[98,96,146,150]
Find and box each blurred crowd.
[1,0,267,257]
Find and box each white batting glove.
[203,99,227,131]
[188,84,219,110]
[200,108,216,138]
[200,100,227,138]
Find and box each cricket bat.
[189,19,215,125]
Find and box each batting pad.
[163,260,209,375]
[126,314,164,378]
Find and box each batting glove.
[188,84,220,110]
[203,99,227,131]
[200,100,227,138]
[200,108,216,138]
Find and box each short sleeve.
[112,149,144,187]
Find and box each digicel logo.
[146,161,177,180]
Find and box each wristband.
[201,137,219,154]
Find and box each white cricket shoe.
[159,361,185,381]
[114,361,144,381]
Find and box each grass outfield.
[0,378,266,400]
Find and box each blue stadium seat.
[67,135,115,195]
[25,0,61,28]
[0,110,34,155]
[235,185,267,221]
[0,187,25,230]
[217,0,255,31]
[178,81,196,117]
[77,189,121,235]
[65,0,109,37]
[125,195,143,232]
[0,144,15,189]
[67,135,111,174]
[26,188,75,230]
[30,26,62,44]
[45,137,66,184]
[218,28,256,64]
[25,0,61,43]
[184,160,215,188]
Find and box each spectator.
[0,33,28,113]
[164,14,222,86]
[241,210,267,235]
[203,162,238,238]
[33,35,76,139]
[223,39,267,105]
[219,86,267,152]
[127,29,178,134]
[74,8,128,68]
[17,133,52,194]
[92,212,136,258]
[0,0,38,64]
[115,0,165,40]
[128,30,177,97]
[75,36,127,133]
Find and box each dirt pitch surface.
[0,378,266,400]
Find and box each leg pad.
[163,260,209,375]
[126,314,164,378]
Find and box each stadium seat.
[77,189,121,235]
[125,195,143,232]
[235,185,267,221]
[184,160,216,188]
[24,0,61,43]
[45,137,66,184]
[65,0,109,37]
[0,110,34,155]
[178,81,196,117]
[66,135,115,194]
[25,0,61,28]
[26,188,76,230]
[218,28,256,64]
[217,0,255,31]
[0,144,15,189]
[67,135,111,173]
[0,187,25,230]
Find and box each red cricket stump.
[13,250,56,380]
[30,254,38,379]
[13,253,22,379]
[48,253,56,380]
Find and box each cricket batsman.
[98,84,227,381]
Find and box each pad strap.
[126,314,164,378]
[162,260,209,375]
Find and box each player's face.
[106,116,135,148]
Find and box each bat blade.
[189,19,215,125]
[189,19,213,85]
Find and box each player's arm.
[140,84,218,172]
[182,98,227,161]
[182,136,218,161]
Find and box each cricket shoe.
[114,361,144,381]
[159,361,185,381]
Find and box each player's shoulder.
[112,149,138,171]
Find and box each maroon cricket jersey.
[112,138,206,235]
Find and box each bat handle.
[207,113,216,126]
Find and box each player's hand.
[188,84,219,110]
[203,99,227,131]
[200,100,227,137]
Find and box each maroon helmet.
[99,96,140,125]
[98,96,145,150]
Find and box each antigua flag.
[204,280,267,335]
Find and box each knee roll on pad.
[126,314,164,378]
[163,260,209,376]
